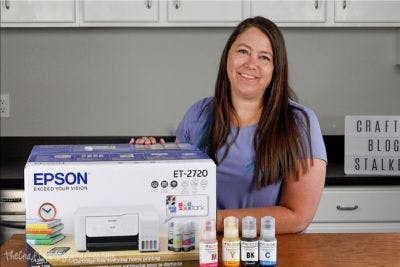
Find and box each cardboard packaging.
[24,143,216,266]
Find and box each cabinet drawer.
[1,0,76,23]
[313,187,400,222]
[82,0,159,23]
[251,0,326,23]
[167,0,243,22]
[334,0,400,23]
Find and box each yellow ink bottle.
[222,216,240,267]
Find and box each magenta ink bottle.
[199,219,218,267]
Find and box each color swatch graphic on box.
[26,219,65,245]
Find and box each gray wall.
[1,27,399,136]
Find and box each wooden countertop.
[2,233,400,267]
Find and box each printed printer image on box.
[74,205,159,252]
[24,143,216,267]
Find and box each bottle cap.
[183,221,192,234]
[242,216,257,238]
[201,219,216,240]
[260,216,275,239]
[173,222,183,234]
[224,216,239,238]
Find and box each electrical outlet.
[0,94,10,117]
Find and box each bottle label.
[173,239,182,250]
[222,240,240,265]
[183,238,191,246]
[199,242,218,267]
[241,240,259,262]
[259,240,277,265]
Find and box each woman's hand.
[129,137,165,145]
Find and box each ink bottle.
[222,216,240,267]
[168,221,174,251]
[173,222,183,252]
[241,216,259,266]
[199,219,218,267]
[259,216,276,267]
[183,221,192,252]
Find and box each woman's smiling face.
[227,26,274,102]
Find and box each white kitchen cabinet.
[167,0,243,23]
[307,186,400,233]
[334,0,400,24]
[0,0,77,27]
[81,0,159,25]
[250,0,326,23]
[1,0,400,27]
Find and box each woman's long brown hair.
[204,16,313,187]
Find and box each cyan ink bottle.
[241,216,259,266]
[222,216,240,267]
[259,216,277,267]
[199,220,218,267]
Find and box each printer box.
[24,143,216,266]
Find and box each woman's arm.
[216,159,326,234]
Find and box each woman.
[131,16,327,234]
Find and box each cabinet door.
[335,0,400,23]
[82,0,158,24]
[307,222,400,233]
[250,0,326,23]
[1,0,76,24]
[313,187,400,223]
[167,0,243,22]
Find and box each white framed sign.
[345,116,399,176]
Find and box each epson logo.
[34,172,88,186]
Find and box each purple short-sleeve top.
[176,97,327,209]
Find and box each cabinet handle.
[145,0,152,9]
[174,0,180,9]
[336,205,358,211]
[5,0,10,10]
[314,0,319,9]
[342,0,347,9]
